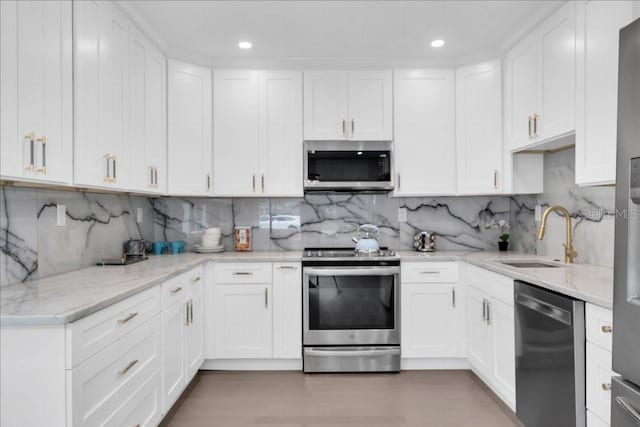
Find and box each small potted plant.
[491,219,511,251]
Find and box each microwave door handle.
[303,267,400,277]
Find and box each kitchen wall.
[0,146,616,287]
[0,186,153,287]
[511,147,616,267]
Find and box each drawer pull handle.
[233,272,253,276]
[277,266,297,270]
[118,359,139,376]
[170,286,183,294]
[602,383,612,391]
[117,312,139,324]
[420,271,440,274]
[601,325,613,333]
[192,276,201,282]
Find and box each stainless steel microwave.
[303,140,394,191]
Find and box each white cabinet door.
[466,286,493,378]
[394,70,456,195]
[505,35,540,151]
[456,60,503,194]
[168,60,212,195]
[212,284,273,359]
[272,263,302,359]
[185,291,204,380]
[213,70,259,196]
[129,27,167,194]
[303,71,348,140]
[576,0,634,186]
[401,283,458,358]
[539,2,576,141]
[161,300,187,413]
[347,71,393,141]
[586,342,614,424]
[74,0,129,189]
[0,0,72,184]
[258,71,303,197]
[490,298,516,410]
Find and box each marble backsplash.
[0,146,615,287]
[1,186,153,286]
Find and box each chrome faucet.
[537,205,578,264]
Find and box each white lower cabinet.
[273,262,303,359]
[211,283,273,359]
[586,303,615,426]
[161,299,187,412]
[465,264,516,411]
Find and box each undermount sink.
[500,261,560,268]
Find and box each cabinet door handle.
[149,166,154,187]
[252,174,256,192]
[190,300,194,324]
[206,173,211,191]
[261,174,265,192]
[104,154,111,182]
[602,383,612,391]
[264,287,268,308]
[486,301,492,325]
[111,156,117,182]
[25,132,35,171]
[452,288,456,308]
[351,119,355,136]
[36,136,47,174]
[528,116,533,139]
[419,270,440,275]
[493,170,498,189]
[185,302,190,325]
[170,286,183,294]
[342,118,346,137]
[192,276,201,282]
[233,271,253,276]
[397,173,401,191]
[118,359,139,376]
[117,312,139,324]
[533,113,539,136]
[154,167,158,187]
[601,325,613,333]
[482,299,486,321]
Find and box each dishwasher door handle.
[516,292,572,325]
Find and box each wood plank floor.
[160,370,522,427]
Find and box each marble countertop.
[1,249,613,326]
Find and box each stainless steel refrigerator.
[611,16,640,427]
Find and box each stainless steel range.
[302,248,401,373]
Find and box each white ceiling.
[122,0,565,68]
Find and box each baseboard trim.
[400,358,470,370]
[201,359,303,371]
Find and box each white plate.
[194,244,225,253]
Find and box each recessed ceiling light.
[238,41,253,49]
[430,39,445,48]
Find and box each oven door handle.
[303,267,400,276]
[305,347,400,357]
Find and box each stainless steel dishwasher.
[514,281,585,427]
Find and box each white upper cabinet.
[128,27,167,194]
[258,71,303,197]
[303,70,392,141]
[303,71,348,140]
[394,70,456,195]
[0,0,72,184]
[213,70,303,197]
[213,70,260,196]
[74,0,130,190]
[167,60,212,196]
[575,0,634,186]
[456,60,503,194]
[347,71,393,140]
[505,1,576,151]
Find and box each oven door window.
[307,275,395,330]
[307,151,390,182]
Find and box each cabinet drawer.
[102,370,161,427]
[586,342,614,424]
[66,286,160,369]
[69,315,161,427]
[466,264,514,307]
[586,303,613,352]
[214,262,272,284]
[161,266,203,309]
[401,262,458,283]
